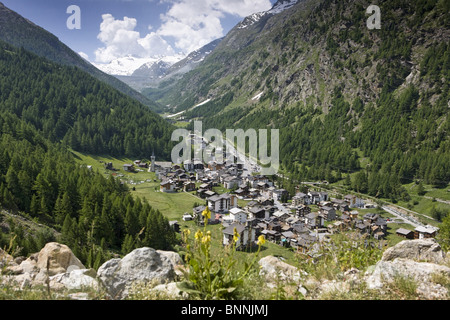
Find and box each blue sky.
[2,0,276,63]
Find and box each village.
[102,144,439,256]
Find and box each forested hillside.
[0,111,176,268]
[0,40,178,267]
[0,41,174,159]
[146,0,450,200]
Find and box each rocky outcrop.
[36,242,85,275]
[1,242,96,292]
[1,240,449,300]
[1,244,183,299]
[97,247,179,300]
[381,238,446,264]
[363,239,450,299]
[259,255,304,283]
[365,258,450,298]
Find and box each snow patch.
[252,92,264,101]
[237,0,299,29]
[92,54,185,76]
[194,99,211,108]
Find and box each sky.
[1,0,276,64]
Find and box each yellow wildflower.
[202,232,211,245]
[233,228,240,243]
[257,235,266,246]
[202,207,211,220]
[195,230,203,241]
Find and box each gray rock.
[258,255,305,283]
[49,268,99,291]
[382,238,446,264]
[365,258,450,299]
[97,247,177,300]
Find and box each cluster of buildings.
[116,153,439,254]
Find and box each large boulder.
[49,268,99,291]
[365,258,450,299]
[36,242,85,276]
[258,256,304,283]
[97,247,178,300]
[382,238,446,264]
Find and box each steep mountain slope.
[0,2,161,111]
[0,40,174,159]
[146,0,449,197]
[121,38,223,93]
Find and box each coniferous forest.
[0,41,176,267]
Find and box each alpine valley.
[0,0,450,302]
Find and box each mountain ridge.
[144,0,449,195]
[0,2,162,111]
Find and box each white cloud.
[94,14,176,63]
[157,0,272,53]
[94,0,272,62]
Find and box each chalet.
[229,207,247,224]
[268,220,282,233]
[178,172,190,180]
[273,210,291,222]
[374,217,388,234]
[281,231,296,247]
[193,160,204,170]
[223,176,240,190]
[208,193,237,213]
[363,213,380,224]
[326,221,341,234]
[183,181,196,192]
[199,183,212,191]
[123,164,135,172]
[339,213,352,227]
[208,161,224,171]
[160,180,175,193]
[414,225,438,239]
[138,162,148,169]
[319,206,336,221]
[248,188,260,198]
[305,212,324,228]
[332,199,349,212]
[272,189,289,201]
[344,194,365,208]
[355,220,370,234]
[349,210,360,220]
[292,223,309,236]
[371,225,386,240]
[256,181,269,191]
[184,159,194,172]
[308,191,321,204]
[222,223,256,249]
[155,162,172,171]
[234,188,248,198]
[260,229,280,243]
[246,204,268,220]
[396,228,414,239]
[292,192,310,206]
[295,205,311,218]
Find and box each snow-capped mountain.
[237,0,299,29]
[92,54,185,77]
